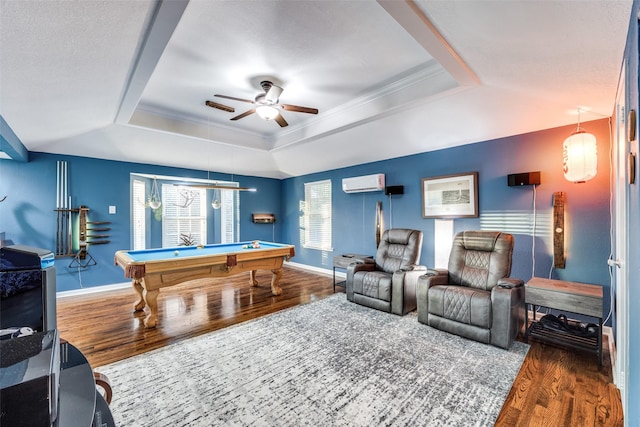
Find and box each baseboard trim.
[57,282,131,298]
[286,261,336,278]
[604,325,617,378]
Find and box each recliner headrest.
[385,228,417,245]
[460,230,501,252]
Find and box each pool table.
[114,241,295,328]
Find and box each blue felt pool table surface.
[125,241,290,262]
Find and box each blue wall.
[0,152,282,291]
[283,119,612,320]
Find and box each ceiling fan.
[206,80,318,127]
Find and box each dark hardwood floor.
[56,266,623,426]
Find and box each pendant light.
[211,188,221,209]
[562,110,597,183]
[148,176,162,209]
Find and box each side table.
[525,277,603,366]
[332,254,374,292]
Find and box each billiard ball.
[174,250,179,256]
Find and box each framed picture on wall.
[422,172,478,218]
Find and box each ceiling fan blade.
[265,85,283,103]
[214,94,254,104]
[274,114,288,128]
[281,104,319,115]
[205,100,235,113]
[231,109,255,121]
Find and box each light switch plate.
[109,205,116,214]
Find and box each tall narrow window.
[161,184,207,247]
[132,179,146,250]
[303,179,332,250]
[220,189,237,243]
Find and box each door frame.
[613,59,630,415]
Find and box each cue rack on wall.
[55,161,111,268]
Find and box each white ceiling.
[0,0,633,179]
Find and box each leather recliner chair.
[416,230,525,349]
[346,229,426,315]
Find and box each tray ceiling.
[0,0,632,178]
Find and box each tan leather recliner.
[346,229,426,315]
[417,230,525,349]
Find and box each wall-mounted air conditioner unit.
[342,174,385,193]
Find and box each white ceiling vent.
[342,174,385,193]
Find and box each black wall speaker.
[507,171,541,187]
[385,185,404,195]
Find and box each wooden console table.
[525,277,603,366]
[332,254,374,292]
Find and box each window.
[303,179,332,250]
[219,189,238,243]
[161,184,207,247]
[130,173,241,248]
[132,179,146,250]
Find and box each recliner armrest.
[391,266,426,315]
[491,280,526,348]
[347,262,376,275]
[497,277,524,288]
[425,268,448,277]
[420,268,449,285]
[399,264,427,273]
[416,271,449,324]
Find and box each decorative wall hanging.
[553,191,566,269]
[422,172,479,218]
[375,201,383,247]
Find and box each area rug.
[97,294,529,426]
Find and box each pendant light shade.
[563,130,597,183]
[211,189,221,210]
[148,176,162,209]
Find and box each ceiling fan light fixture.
[256,105,279,121]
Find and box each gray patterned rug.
[97,294,529,426]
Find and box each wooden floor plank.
[56,266,624,426]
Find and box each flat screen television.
[0,245,56,338]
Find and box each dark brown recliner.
[346,229,426,315]
[417,230,525,349]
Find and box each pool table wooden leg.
[249,270,259,287]
[270,268,283,295]
[143,288,159,328]
[132,278,146,311]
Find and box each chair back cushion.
[447,230,513,290]
[375,229,423,273]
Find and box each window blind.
[161,184,207,247]
[132,179,146,250]
[303,179,332,250]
